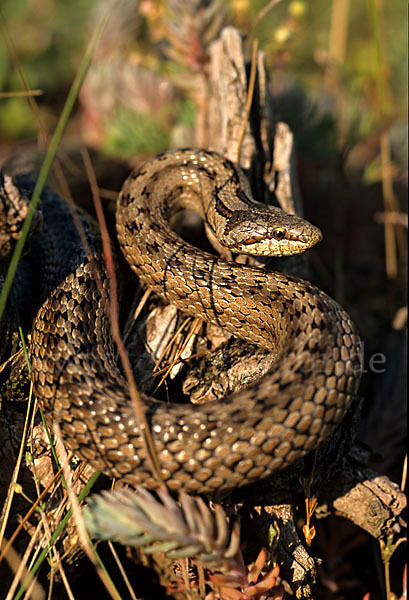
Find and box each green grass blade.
[1,16,111,599]
[0,15,108,321]
[18,325,31,374]
[13,471,108,600]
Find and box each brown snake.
[8,149,362,493]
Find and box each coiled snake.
[4,149,362,493]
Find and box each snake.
[2,149,362,494]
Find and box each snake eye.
[272,227,286,241]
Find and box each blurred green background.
[0,0,406,180]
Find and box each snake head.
[220,208,323,257]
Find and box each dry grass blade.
[401,455,407,491]
[2,523,45,600]
[122,288,151,345]
[54,422,122,600]
[380,131,405,278]
[368,0,406,278]
[0,90,42,98]
[0,380,34,545]
[154,316,202,391]
[252,0,283,30]
[0,455,73,565]
[0,11,48,144]
[235,39,258,164]
[81,148,164,488]
[107,540,140,600]
[3,526,45,600]
[10,469,100,600]
[323,0,350,93]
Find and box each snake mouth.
[233,226,323,257]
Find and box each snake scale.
[4,149,362,493]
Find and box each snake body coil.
[26,149,362,493]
